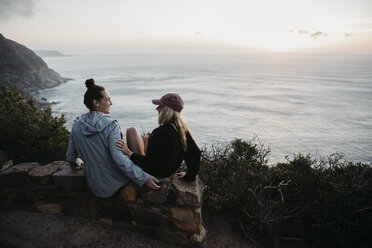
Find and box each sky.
[1,0,372,54]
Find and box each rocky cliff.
[0,34,68,92]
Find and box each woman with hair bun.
[116,93,200,182]
[66,79,160,198]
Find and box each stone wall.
[0,160,206,245]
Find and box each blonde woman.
[116,93,200,182]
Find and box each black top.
[130,123,201,181]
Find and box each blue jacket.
[66,111,150,198]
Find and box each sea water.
[33,53,372,163]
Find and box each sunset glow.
[0,0,371,53]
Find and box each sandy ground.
[0,211,255,248]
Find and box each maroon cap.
[152,93,184,112]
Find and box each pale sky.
[1,0,372,54]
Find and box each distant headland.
[34,50,71,58]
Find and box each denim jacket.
[66,111,150,198]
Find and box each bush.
[200,139,372,248]
[0,86,70,164]
[200,139,277,237]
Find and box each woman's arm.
[107,122,153,186]
[183,132,201,181]
[117,128,167,174]
[109,122,160,189]
[116,140,133,157]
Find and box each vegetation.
[0,86,70,164]
[200,139,372,248]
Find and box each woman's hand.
[145,176,161,190]
[116,140,133,157]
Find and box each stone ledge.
[169,206,202,233]
[52,165,86,188]
[140,174,203,208]
[35,200,62,214]
[140,178,171,204]
[133,205,169,226]
[29,161,66,185]
[0,160,13,172]
[170,173,202,207]
[0,162,39,186]
[0,150,8,166]
[189,225,207,244]
[0,160,206,246]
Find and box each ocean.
[33,53,372,163]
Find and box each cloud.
[310,31,324,39]
[195,32,203,35]
[345,33,352,37]
[298,30,308,35]
[0,0,36,21]
[290,29,329,40]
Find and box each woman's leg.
[126,127,145,155]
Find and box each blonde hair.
[158,105,189,151]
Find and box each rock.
[60,197,91,218]
[52,165,86,188]
[35,201,61,214]
[87,197,101,218]
[169,207,202,233]
[170,174,202,207]
[0,160,13,172]
[134,205,168,226]
[156,226,189,245]
[120,183,137,203]
[99,193,132,220]
[99,218,113,226]
[0,150,8,166]
[0,186,16,210]
[189,225,207,244]
[141,178,171,204]
[29,161,66,184]
[0,162,39,185]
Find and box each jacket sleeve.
[183,132,201,181]
[130,129,166,173]
[107,121,150,186]
[66,131,79,169]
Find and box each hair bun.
[85,78,95,89]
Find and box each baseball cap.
[152,93,184,112]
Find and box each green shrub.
[200,139,372,248]
[0,86,70,164]
[200,139,276,234]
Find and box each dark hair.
[83,78,105,111]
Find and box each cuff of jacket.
[130,153,136,161]
[138,172,150,186]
